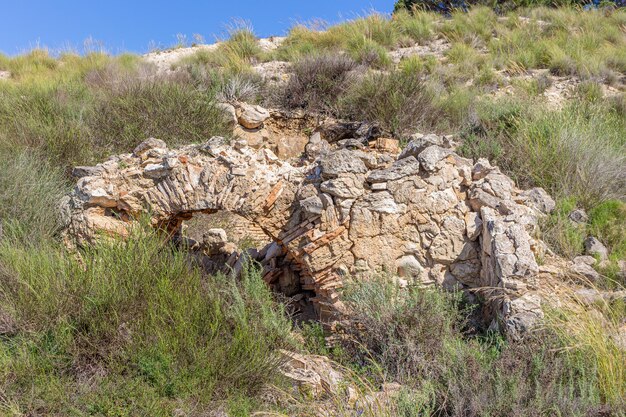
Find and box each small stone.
[520,187,555,214]
[337,139,365,150]
[464,212,482,241]
[300,195,324,215]
[233,139,247,150]
[203,228,228,252]
[571,260,601,282]
[372,137,401,154]
[395,255,424,280]
[305,132,331,160]
[398,133,446,160]
[366,156,420,183]
[133,137,167,157]
[573,255,596,266]
[417,145,451,172]
[231,167,247,176]
[72,165,104,179]
[237,103,270,129]
[584,236,608,261]
[568,209,588,224]
[319,149,368,179]
[320,175,365,199]
[144,163,170,179]
[371,182,387,191]
[199,136,228,155]
[472,158,493,180]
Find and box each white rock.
[237,103,270,129]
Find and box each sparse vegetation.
[0,51,230,170]
[0,3,625,416]
[326,277,625,416]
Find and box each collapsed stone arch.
[62,134,554,332]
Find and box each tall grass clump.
[177,27,262,74]
[340,71,440,137]
[0,151,67,242]
[393,8,438,44]
[0,228,294,415]
[0,52,230,171]
[0,77,95,167]
[463,96,626,208]
[275,54,357,114]
[88,67,229,152]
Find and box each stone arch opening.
[62,132,551,335]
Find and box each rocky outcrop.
[61,131,554,335]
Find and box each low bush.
[177,28,262,74]
[89,70,229,153]
[340,71,440,137]
[275,54,357,115]
[0,54,230,172]
[332,277,624,416]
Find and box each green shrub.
[0,79,95,167]
[334,277,622,416]
[0,229,294,415]
[275,54,357,114]
[340,71,440,136]
[462,97,626,207]
[393,8,437,44]
[89,71,229,152]
[346,36,392,69]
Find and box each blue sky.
[1,0,393,56]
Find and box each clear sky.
[1,0,393,56]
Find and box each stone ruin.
[60,110,559,336]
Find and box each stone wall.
[61,132,555,334]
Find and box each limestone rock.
[305,132,331,160]
[568,208,589,224]
[465,212,482,241]
[279,350,344,398]
[520,187,555,214]
[472,158,493,180]
[366,157,420,183]
[571,258,601,282]
[398,133,449,160]
[276,135,309,159]
[203,228,228,254]
[584,236,608,261]
[236,103,270,129]
[72,165,104,179]
[417,145,451,172]
[395,255,424,281]
[320,175,365,199]
[319,149,368,179]
[133,137,167,156]
[503,294,544,339]
[371,137,400,154]
[233,125,270,148]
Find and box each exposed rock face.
[61,134,550,334]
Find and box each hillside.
[0,5,625,417]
